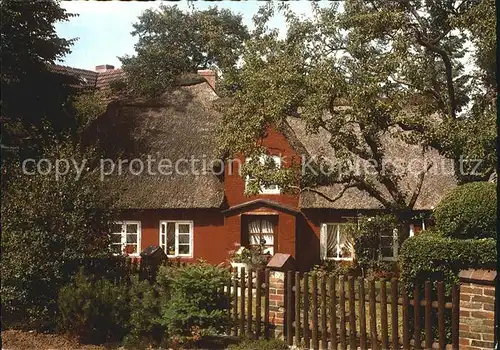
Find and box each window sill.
[322,257,354,262]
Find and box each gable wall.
[223,128,301,208]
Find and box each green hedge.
[433,181,496,239]
[399,232,497,294]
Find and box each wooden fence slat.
[358,277,367,350]
[295,271,301,346]
[247,268,253,337]
[264,269,270,339]
[256,269,262,339]
[348,276,356,350]
[451,284,459,349]
[304,273,311,349]
[437,282,445,350]
[339,276,346,349]
[402,287,410,349]
[425,281,433,349]
[329,276,337,350]
[287,270,293,346]
[391,278,399,350]
[369,279,378,350]
[233,269,238,336]
[380,280,389,349]
[240,267,246,335]
[227,268,232,326]
[413,285,421,349]
[321,276,328,350]
[312,274,319,350]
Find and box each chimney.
[95,64,115,72]
[197,69,216,90]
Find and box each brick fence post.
[269,270,286,338]
[459,269,496,350]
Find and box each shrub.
[433,181,496,239]
[158,262,230,346]
[122,275,165,348]
[1,142,116,330]
[399,231,497,295]
[57,269,129,344]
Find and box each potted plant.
[228,243,271,273]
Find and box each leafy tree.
[218,1,496,211]
[1,142,116,330]
[1,0,78,154]
[119,5,249,96]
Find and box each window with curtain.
[160,221,193,257]
[247,217,275,255]
[320,223,355,260]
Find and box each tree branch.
[292,181,359,203]
[414,31,457,118]
[408,160,433,208]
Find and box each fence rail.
[226,267,460,350]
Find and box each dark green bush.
[1,143,116,330]
[433,181,496,239]
[122,275,166,349]
[159,262,230,346]
[399,231,497,294]
[57,269,129,344]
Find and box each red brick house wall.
[223,128,301,208]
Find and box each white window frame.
[379,228,399,261]
[245,155,281,194]
[111,221,141,257]
[159,220,194,258]
[409,224,415,237]
[320,223,355,261]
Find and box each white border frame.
[159,220,194,258]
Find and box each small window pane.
[124,244,138,254]
[126,223,138,234]
[111,233,122,243]
[167,222,175,255]
[178,234,190,244]
[126,233,137,243]
[111,224,122,234]
[381,247,394,257]
[178,224,190,234]
[178,244,190,255]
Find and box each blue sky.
[55,1,325,70]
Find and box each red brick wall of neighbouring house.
[458,269,496,350]
[224,128,301,208]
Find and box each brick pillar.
[459,269,496,350]
[269,270,286,338]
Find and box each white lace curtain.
[248,218,274,254]
[322,224,354,259]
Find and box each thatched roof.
[87,80,224,209]
[285,116,457,210]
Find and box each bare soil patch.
[1,330,112,350]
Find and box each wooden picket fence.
[226,267,460,350]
